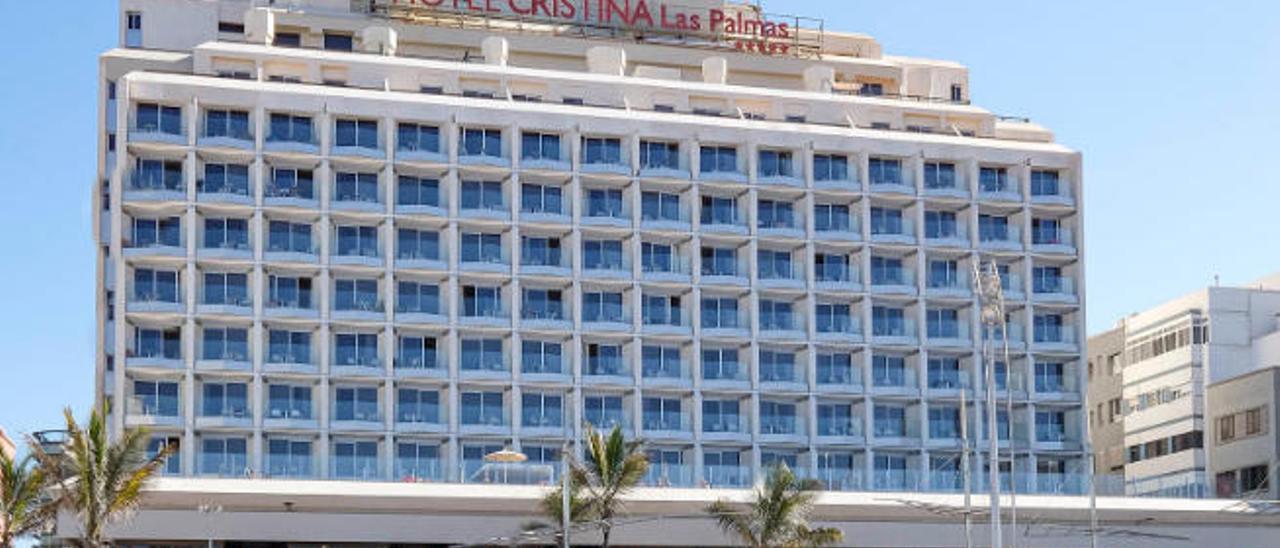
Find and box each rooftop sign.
[376,0,824,57]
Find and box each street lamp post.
[197,502,222,548]
[974,260,1007,548]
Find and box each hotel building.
[96,0,1089,502]
[1088,273,1280,499]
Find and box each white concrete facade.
[77,477,1280,547]
[1094,273,1280,497]
[95,0,1088,506]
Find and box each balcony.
[1034,373,1082,402]
[264,455,315,480]
[641,255,692,284]
[815,365,863,393]
[461,461,554,486]
[925,272,971,299]
[979,176,1021,203]
[817,417,864,440]
[265,296,318,320]
[196,351,251,373]
[520,303,571,331]
[703,464,750,488]
[1033,325,1079,352]
[871,367,919,397]
[1030,183,1074,206]
[700,257,749,287]
[331,191,384,214]
[264,351,317,375]
[757,261,804,290]
[871,318,918,346]
[814,217,861,243]
[926,320,971,348]
[332,248,384,269]
[395,457,445,483]
[922,174,967,199]
[1032,277,1078,304]
[642,463,694,488]
[332,298,385,323]
[459,148,510,170]
[870,466,921,491]
[978,225,1023,251]
[196,406,253,430]
[126,345,183,370]
[815,316,862,343]
[701,362,749,389]
[199,292,252,317]
[810,467,865,491]
[869,218,916,245]
[264,182,317,209]
[869,268,916,296]
[128,290,184,315]
[581,256,632,281]
[1033,424,1081,451]
[124,237,185,260]
[125,396,182,428]
[197,453,250,478]
[641,362,691,390]
[264,131,319,156]
[642,413,692,440]
[196,178,252,206]
[759,414,806,442]
[198,126,253,152]
[126,169,185,202]
[331,456,384,482]
[923,224,969,249]
[702,413,750,442]
[397,251,448,273]
[129,117,185,147]
[1031,227,1076,254]
[759,313,804,341]
[582,307,632,333]
[582,360,631,386]
[264,406,318,430]
[814,264,861,292]
[641,309,691,337]
[460,304,510,328]
[199,239,252,261]
[520,412,566,438]
[394,354,445,380]
[926,418,963,448]
[332,409,384,432]
[868,174,915,196]
[330,355,384,378]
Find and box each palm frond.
[41,404,167,546]
[704,463,841,548]
[1,450,56,545]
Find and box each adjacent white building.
[97,0,1089,509]
[1091,272,1280,498]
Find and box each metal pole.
[993,261,1018,548]
[961,385,973,548]
[973,262,1003,548]
[561,440,571,548]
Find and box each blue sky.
[1,0,1278,442]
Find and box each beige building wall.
[1086,326,1125,475]
[1206,366,1279,499]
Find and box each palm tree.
[534,425,648,547]
[532,472,589,544]
[1,449,53,548]
[707,463,843,548]
[35,406,170,547]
